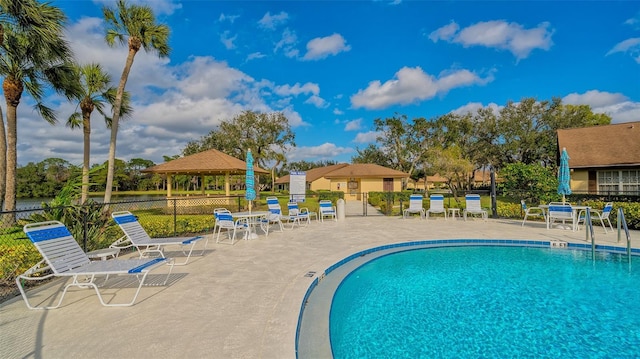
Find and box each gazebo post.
[225,172,230,196]
[201,175,205,196]
[167,175,173,197]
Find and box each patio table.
[231,211,269,239]
[539,204,590,231]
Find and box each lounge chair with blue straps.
[112,211,205,265]
[18,221,174,309]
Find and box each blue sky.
[16,0,640,166]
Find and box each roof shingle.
[142,148,269,175]
[557,121,640,168]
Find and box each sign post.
[289,171,306,203]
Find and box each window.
[597,170,640,195]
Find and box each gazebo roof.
[142,148,269,175]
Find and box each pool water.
[329,246,640,358]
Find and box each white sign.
[289,171,306,202]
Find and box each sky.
[13,0,640,167]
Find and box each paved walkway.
[1,215,638,359]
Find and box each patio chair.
[521,200,545,227]
[18,221,174,309]
[403,194,425,219]
[577,202,614,233]
[213,212,249,244]
[111,211,205,265]
[258,209,284,236]
[546,203,575,231]
[319,200,337,222]
[463,194,488,221]
[266,196,295,229]
[287,202,314,227]
[426,194,447,220]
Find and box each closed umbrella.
[245,149,256,212]
[557,147,572,203]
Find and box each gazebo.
[142,148,269,197]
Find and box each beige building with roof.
[557,121,640,195]
[275,163,409,201]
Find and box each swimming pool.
[328,246,640,358]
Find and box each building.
[557,121,640,195]
[275,163,409,201]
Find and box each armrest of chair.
[110,235,134,250]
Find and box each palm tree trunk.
[4,104,18,223]
[104,48,137,204]
[81,111,91,204]
[0,106,7,211]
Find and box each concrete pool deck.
[1,213,639,359]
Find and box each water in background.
[15,194,166,210]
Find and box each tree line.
[350,98,610,198]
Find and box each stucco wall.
[571,169,589,192]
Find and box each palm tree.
[0,0,80,219]
[67,63,133,203]
[102,0,170,204]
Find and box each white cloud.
[429,20,554,60]
[562,90,640,123]
[450,102,503,116]
[258,11,289,30]
[274,82,320,96]
[333,108,344,115]
[246,52,266,61]
[219,13,240,23]
[606,38,640,63]
[220,31,237,50]
[93,0,181,16]
[302,33,351,61]
[285,143,353,162]
[351,66,492,110]
[304,95,328,108]
[353,131,380,144]
[344,118,362,131]
[275,28,299,58]
[428,21,459,42]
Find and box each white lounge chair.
[319,200,337,222]
[266,197,292,229]
[403,194,425,219]
[463,194,488,221]
[213,212,249,244]
[426,194,447,220]
[521,200,545,227]
[111,211,205,265]
[577,202,614,233]
[18,221,174,309]
[546,203,575,231]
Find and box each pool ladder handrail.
[617,208,632,257]
[584,208,596,255]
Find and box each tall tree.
[185,111,295,169]
[67,63,132,203]
[0,0,79,217]
[372,114,422,188]
[102,0,170,203]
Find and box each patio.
[1,214,638,358]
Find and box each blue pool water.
[329,246,640,358]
